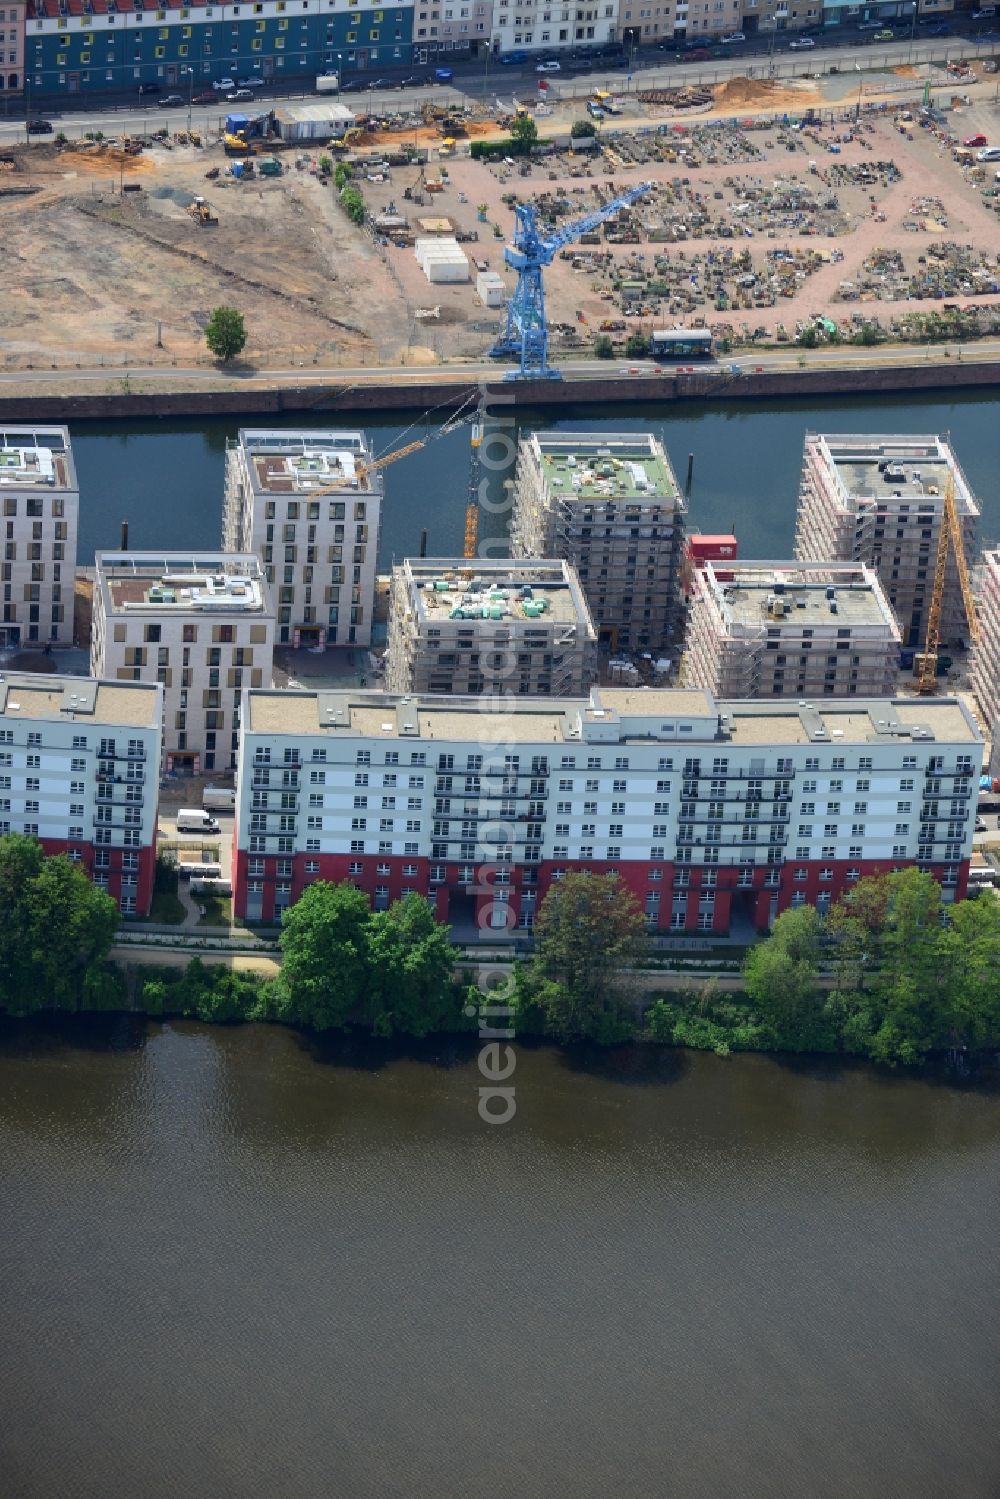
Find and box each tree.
[624,331,648,359]
[277,880,372,1030]
[362,893,462,1037]
[797,322,818,348]
[204,305,247,362]
[743,905,829,1050]
[593,334,615,359]
[532,872,647,1040]
[570,119,597,138]
[510,114,538,155]
[339,183,366,225]
[0,835,118,1015]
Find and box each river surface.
[71,389,999,571]
[1,1016,998,1499]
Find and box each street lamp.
[336,52,343,94]
[183,65,194,133]
[854,59,863,121]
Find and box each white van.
[202,786,237,812]
[176,807,221,834]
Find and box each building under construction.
[794,434,978,650]
[510,432,687,654]
[971,549,1000,751]
[684,561,901,700]
[384,558,598,698]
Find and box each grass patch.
[195,893,234,928]
[149,859,186,925]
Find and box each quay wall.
[0,359,997,421]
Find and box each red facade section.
[232,846,970,932]
[38,838,157,917]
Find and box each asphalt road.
[1,31,997,142]
[4,341,1000,392]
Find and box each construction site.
[0,56,998,375]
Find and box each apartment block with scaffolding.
[223,428,382,649]
[384,557,598,698]
[0,425,78,649]
[971,549,1000,758]
[684,561,901,700]
[794,433,979,651]
[510,431,687,655]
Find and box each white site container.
[476,270,506,307]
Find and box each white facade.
[0,672,162,914]
[235,684,981,927]
[489,0,618,54]
[223,428,382,649]
[971,549,1000,754]
[0,425,78,649]
[91,552,274,774]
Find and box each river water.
[1,1016,998,1499]
[71,389,999,571]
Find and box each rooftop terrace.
[235,429,379,495]
[97,554,270,615]
[529,431,677,504]
[0,426,75,491]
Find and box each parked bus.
[650,328,715,361]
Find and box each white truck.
[316,73,340,93]
[202,786,236,812]
[176,807,221,835]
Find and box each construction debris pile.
[838,241,1000,302]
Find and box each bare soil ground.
[0,67,997,372]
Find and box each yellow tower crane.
[465,414,483,560]
[915,472,977,694]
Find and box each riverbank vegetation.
[1,837,999,1067]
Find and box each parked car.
[788,36,816,48]
[924,21,950,33]
[984,57,999,72]
[213,77,237,91]
[227,88,254,101]
[398,74,425,87]
[872,29,894,41]
[237,76,264,88]
[192,89,219,104]
[535,60,561,72]
[137,81,161,94]
[434,66,454,80]
[679,47,711,61]
[964,132,988,146]
[857,18,882,28]
[162,94,185,106]
[367,76,392,89]
[977,145,1000,160]
[972,6,996,17]
[720,32,745,43]
[26,118,53,133]
[340,78,365,91]
[500,50,529,64]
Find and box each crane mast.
[490,181,653,380]
[915,472,977,694]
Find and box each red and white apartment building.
[234,684,981,933]
[0,671,162,913]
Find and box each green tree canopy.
[277,880,372,1030]
[362,892,461,1038]
[531,871,647,1039]
[743,904,827,1050]
[510,114,539,154]
[204,305,247,362]
[0,835,118,1015]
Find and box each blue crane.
[489,180,653,381]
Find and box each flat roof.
[702,562,899,635]
[244,687,981,749]
[807,432,978,516]
[234,429,380,496]
[399,558,596,635]
[0,425,76,491]
[527,430,678,504]
[274,102,355,123]
[96,553,271,616]
[0,672,160,728]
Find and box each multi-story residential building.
[794,433,979,652]
[0,671,162,913]
[971,549,1000,751]
[385,557,598,697]
[489,0,617,55]
[223,428,381,649]
[412,0,491,53]
[233,683,980,928]
[91,552,273,774]
[0,424,78,649]
[620,0,815,47]
[25,0,414,99]
[511,430,686,654]
[685,561,901,700]
[2,0,25,92]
